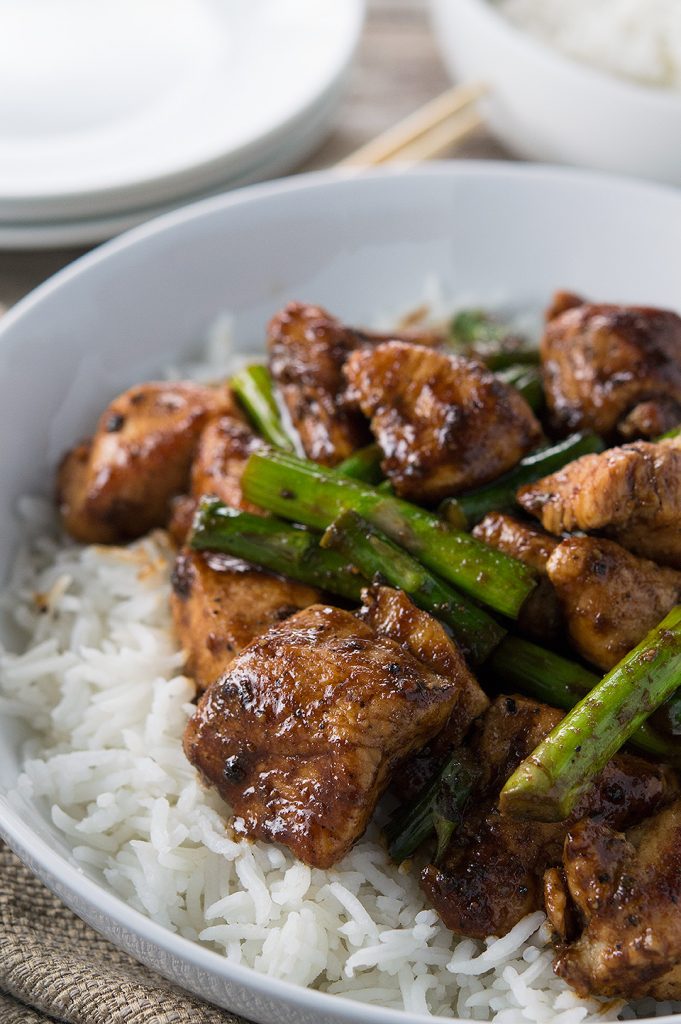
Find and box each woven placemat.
[0,841,248,1024]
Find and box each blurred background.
[1,0,679,309]
[0,0,502,311]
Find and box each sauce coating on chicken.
[57,381,234,543]
[472,513,562,643]
[168,414,264,544]
[552,801,681,1001]
[472,512,559,574]
[171,548,319,692]
[541,295,681,438]
[546,536,681,671]
[344,341,542,502]
[268,301,369,466]
[518,435,681,568]
[184,591,477,868]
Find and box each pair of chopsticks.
[338,82,485,169]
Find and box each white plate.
[1,164,680,1024]
[0,81,342,248]
[0,0,364,221]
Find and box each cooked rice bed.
[0,507,679,1021]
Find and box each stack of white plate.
[0,0,365,248]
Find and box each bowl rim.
[2,160,681,1024]
[431,0,681,108]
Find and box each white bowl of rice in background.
[429,0,681,186]
[1,163,681,1024]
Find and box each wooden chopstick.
[338,82,486,169]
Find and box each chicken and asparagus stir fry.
[57,292,681,1005]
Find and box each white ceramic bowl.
[429,0,681,186]
[1,163,681,1024]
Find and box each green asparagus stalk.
[231,364,295,452]
[322,510,507,664]
[336,444,384,484]
[500,606,681,822]
[191,498,365,601]
[448,310,539,370]
[441,432,605,528]
[495,365,544,413]
[190,500,679,758]
[241,449,537,619]
[385,750,480,863]
[488,635,677,760]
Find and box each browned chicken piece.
[552,801,681,1001]
[518,435,681,568]
[168,415,265,544]
[545,290,584,321]
[546,536,681,671]
[57,381,235,544]
[472,512,558,573]
[541,294,681,438]
[190,416,264,512]
[184,590,475,868]
[472,512,562,643]
[170,548,319,692]
[618,396,681,441]
[344,341,542,502]
[613,519,681,575]
[360,586,489,799]
[421,695,678,940]
[268,302,369,466]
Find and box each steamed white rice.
[0,318,679,1021]
[0,520,615,1023]
[496,0,681,90]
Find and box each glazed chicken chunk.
[360,585,489,751]
[168,415,265,543]
[268,301,369,466]
[184,588,482,868]
[541,294,681,438]
[546,536,681,671]
[472,512,559,574]
[171,548,319,692]
[518,435,681,568]
[58,381,234,543]
[421,695,678,940]
[472,513,562,643]
[551,801,681,1001]
[344,341,542,502]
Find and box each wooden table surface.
[0,0,510,311]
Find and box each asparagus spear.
[441,432,605,527]
[336,443,384,484]
[385,750,480,863]
[488,635,677,760]
[500,606,681,822]
[322,510,507,664]
[495,364,544,413]
[230,364,295,452]
[241,449,537,619]
[448,310,539,370]
[191,498,365,601]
